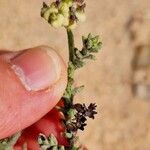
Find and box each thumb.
[0,46,67,139]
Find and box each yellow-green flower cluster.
[41,0,86,29]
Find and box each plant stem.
[64,28,76,148]
[66,29,75,63]
[63,28,76,104]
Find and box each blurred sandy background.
[0,0,150,149]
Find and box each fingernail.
[11,46,61,91]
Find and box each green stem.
[64,28,76,148]
[64,28,76,104]
[66,29,75,63]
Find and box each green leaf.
[67,108,76,119]
[72,85,84,96]
[65,132,73,139]
[0,132,21,150]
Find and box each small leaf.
[67,108,76,119]
[0,132,21,150]
[72,85,84,95]
[48,134,58,146]
[65,132,73,139]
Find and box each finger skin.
[0,46,67,139]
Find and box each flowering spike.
[41,0,86,29]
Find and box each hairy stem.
[67,29,75,63]
[63,28,76,105]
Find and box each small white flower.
[42,2,58,21]
[64,0,73,7]
[59,2,69,17]
[76,11,86,22]
[51,14,64,28]
[50,2,59,13]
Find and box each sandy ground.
[0,0,150,149]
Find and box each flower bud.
[51,14,64,28]
[41,8,51,21]
[76,10,86,22]
[63,0,73,7]
[59,2,69,17]
[41,2,58,21]
[49,2,59,13]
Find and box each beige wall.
[0,0,150,149]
